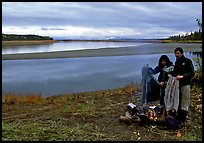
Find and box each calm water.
[2,54,199,97]
[2,42,201,97]
[2,41,151,54]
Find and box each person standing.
[170,47,195,128]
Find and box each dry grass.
[2,40,56,47]
[2,83,141,106]
[2,92,45,105]
[160,40,202,43]
[123,82,141,95]
[2,83,202,141]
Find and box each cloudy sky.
[2,2,202,39]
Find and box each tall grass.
[2,40,56,47]
[2,92,45,105]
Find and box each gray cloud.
[41,27,66,30]
[2,2,202,39]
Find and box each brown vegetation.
[160,39,202,43]
[2,83,202,141]
[2,40,57,47]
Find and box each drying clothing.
[141,64,149,105]
[164,77,179,111]
[141,64,160,105]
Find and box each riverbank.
[160,39,202,43]
[2,83,202,141]
[2,42,202,60]
[2,40,57,47]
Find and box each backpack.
[165,115,179,129]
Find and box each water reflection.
[2,41,150,54]
[2,52,198,97]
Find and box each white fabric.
[163,65,174,73]
[164,77,179,111]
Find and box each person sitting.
[148,55,174,108]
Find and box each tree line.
[2,34,53,41]
[166,19,202,41]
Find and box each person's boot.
[177,110,188,129]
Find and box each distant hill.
[2,34,53,41]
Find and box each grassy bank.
[2,40,57,47]
[160,39,202,43]
[2,83,202,141]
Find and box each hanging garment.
[141,64,160,105]
[164,77,179,111]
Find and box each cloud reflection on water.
[2,52,198,97]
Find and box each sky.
[2,2,202,40]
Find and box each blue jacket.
[149,64,174,88]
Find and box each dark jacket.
[171,55,195,86]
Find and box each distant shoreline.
[2,39,160,47]
[2,39,202,47]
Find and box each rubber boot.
[177,110,188,129]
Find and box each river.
[2,41,202,97]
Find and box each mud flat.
[2,43,202,60]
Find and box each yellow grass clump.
[2,92,45,105]
[2,40,56,47]
[123,82,141,95]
